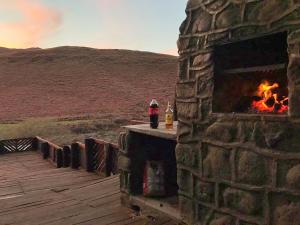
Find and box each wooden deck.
[0,152,180,225]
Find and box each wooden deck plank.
[0,152,180,225]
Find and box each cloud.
[0,0,62,48]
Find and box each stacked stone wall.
[177,1,300,224]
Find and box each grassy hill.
[0,47,178,144]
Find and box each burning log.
[251,80,288,113]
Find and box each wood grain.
[0,152,180,225]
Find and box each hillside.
[0,47,178,121]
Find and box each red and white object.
[143,161,165,197]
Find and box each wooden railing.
[0,136,119,177]
[85,138,119,176]
[70,142,85,169]
[32,136,119,177]
[34,136,62,166]
[0,138,35,154]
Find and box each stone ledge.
[177,164,300,197]
[210,113,289,122]
[202,139,300,160]
[123,123,177,141]
[198,201,265,225]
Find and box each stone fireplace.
[176,1,300,225]
[213,32,289,114]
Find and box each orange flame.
[251,81,288,113]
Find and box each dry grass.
[0,47,177,121]
[0,47,174,145]
[0,116,131,146]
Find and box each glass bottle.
[165,102,173,129]
[149,99,159,129]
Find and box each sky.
[0,0,187,55]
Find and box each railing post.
[63,145,71,167]
[71,143,80,169]
[56,148,63,168]
[41,142,50,159]
[85,138,95,172]
[104,143,110,177]
[32,137,39,150]
[111,145,119,175]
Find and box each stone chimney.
[176,1,300,224]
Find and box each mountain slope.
[0,47,178,121]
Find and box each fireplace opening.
[212,32,289,114]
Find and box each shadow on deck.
[0,152,179,225]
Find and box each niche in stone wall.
[212,32,289,114]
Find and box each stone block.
[179,196,195,225]
[250,122,267,148]
[245,122,289,150]
[197,76,214,98]
[179,17,188,35]
[264,123,289,148]
[176,144,197,167]
[248,1,290,23]
[179,59,189,81]
[191,65,214,80]
[277,160,300,188]
[203,145,231,180]
[288,30,300,46]
[216,4,241,28]
[248,122,298,152]
[118,132,126,151]
[176,82,196,99]
[275,126,300,153]
[177,100,199,120]
[209,216,234,225]
[128,172,142,195]
[202,0,228,14]
[192,53,212,67]
[287,55,300,83]
[118,154,131,172]
[288,54,300,83]
[259,1,290,23]
[274,203,300,225]
[187,0,202,10]
[191,9,212,33]
[177,169,193,195]
[240,222,256,225]
[177,121,193,143]
[207,31,230,44]
[123,132,142,156]
[194,179,214,203]
[188,37,202,52]
[288,53,300,118]
[177,38,190,52]
[199,98,212,121]
[206,122,237,143]
[236,121,255,143]
[286,164,300,189]
[237,150,268,185]
[120,170,130,191]
[223,188,260,215]
[289,85,300,118]
[197,204,211,224]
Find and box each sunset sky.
[0,0,186,55]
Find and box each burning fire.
[251,81,288,113]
